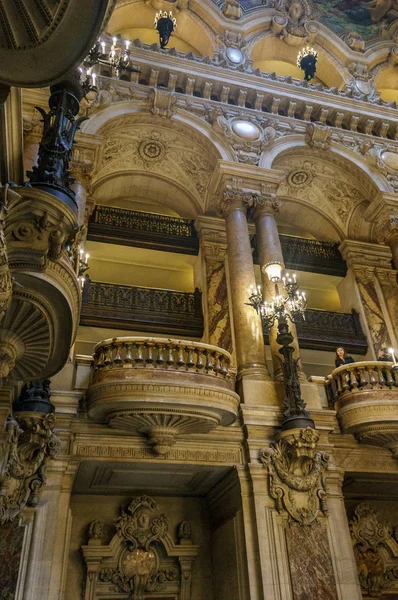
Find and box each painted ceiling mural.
[229,0,398,42]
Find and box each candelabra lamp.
[247,273,315,431]
[154,11,177,48]
[297,46,318,82]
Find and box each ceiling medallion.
[138,139,165,162]
[287,169,313,188]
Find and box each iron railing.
[263,308,367,354]
[81,280,203,337]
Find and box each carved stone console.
[87,337,239,455]
[81,495,199,600]
[330,362,398,457]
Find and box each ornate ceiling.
[221,0,398,43]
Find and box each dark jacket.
[335,356,355,368]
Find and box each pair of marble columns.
[221,187,302,391]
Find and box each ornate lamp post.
[154,11,177,49]
[247,271,315,431]
[297,46,318,82]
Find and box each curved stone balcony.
[87,337,240,455]
[2,186,81,380]
[330,361,398,457]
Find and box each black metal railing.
[81,281,203,337]
[88,206,199,255]
[263,308,367,354]
[253,235,347,277]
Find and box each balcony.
[87,337,239,455]
[328,361,398,457]
[88,206,199,255]
[263,308,367,355]
[81,281,203,337]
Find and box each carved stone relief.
[350,503,398,597]
[259,428,329,525]
[275,154,368,233]
[271,0,318,46]
[82,495,199,600]
[0,185,14,324]
[0,411,60,524]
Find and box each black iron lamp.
[154,11,177,49]
[247,271,315,431]
[297,46,318,82]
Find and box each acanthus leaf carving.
[259,427,329,525]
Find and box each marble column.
[252,201,305,380]
[220,187,273,405]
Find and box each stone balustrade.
[88,337,239,455]
[329,361,398,457]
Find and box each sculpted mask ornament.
[350,503,398,597]
[271,0,317,46]
[259,428,329,525]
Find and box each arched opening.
[250,36,345,88]
[107,0,214,56]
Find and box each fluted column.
[220,187,271,387]
[252,196,305,380]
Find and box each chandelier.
[297,46,318,82]
[82,37,141,82]
[247,272,307,329]
[154,11,177,49]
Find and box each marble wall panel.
[206,260,232,354]
[285,521,339,600]
[356,276,392,355]
[0,520,24,599]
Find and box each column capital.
[250,184,282,220]
[194,215,227,262]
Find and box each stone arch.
[264,138,386,242]
[88,111,225,217]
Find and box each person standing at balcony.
[335,346,356,368]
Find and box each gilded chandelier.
[297,46,318,82]
[247,272,307,329]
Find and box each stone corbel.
[305,122,332,151]
[148,88,176,118]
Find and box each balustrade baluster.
[114,344,123,365]
[204,350,213,372]
[377,367,386,387]
[392,369,398,386]
[186,347,195,368]
[146,343,154,364]
[357,367,366,388]
[176,346,185,367]
[368,366,377,387]
[213,353,221,373]
[104,345,113,366]
[195,348,204,370]
[166,344,175,366]
[124,344,133,364]
[156,344,165,365]
[385,367,395,387]
[349,368,358,389]
[342,369,350,393]
[220,358,229,377]
[135,343,144,363]
[336,373,343,395]
[96,350,105,369]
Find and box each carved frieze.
[350,503,398,597]
[82,495,199,600]
[259,428,329,525]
